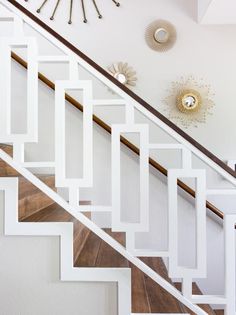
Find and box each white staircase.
[0,0,235,314]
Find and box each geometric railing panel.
[0,37,38,144]
[168,169,206,280]
[55,80,93,190]
[112,124,149,232]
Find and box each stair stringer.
[0,150,208,315]
[0,176,131,315]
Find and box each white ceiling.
[198,0,236,24]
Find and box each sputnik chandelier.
[25,0,120,24]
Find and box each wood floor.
[0,145,224,314]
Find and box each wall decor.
[145,20,177,52]
[108,62,137,87]
[25,0,120,24]
[162,76,215,128]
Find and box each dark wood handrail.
[11,51,224,221]
[7,0,236,179]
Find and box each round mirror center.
[176,90,202,113]
[183,95,196,108]
[154,28,169,43]
[115,73,127,84]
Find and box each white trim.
[93,99,126,106]
[206,189,236,195]
[37,55,70,63]
[22,161,55,168]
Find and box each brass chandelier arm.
[81,0,87,23]
[36,0,49,13]
[91,0,102,19]
[68,0,73,24]
[50,0,61,20]
[112,0,120,7]
[10,51,225,223]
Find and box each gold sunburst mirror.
[145,20,177,52]
[162,76,215,128]
[108,62,137,87]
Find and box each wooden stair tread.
[174,282,216,315]
[18,175,55,220]
[95,229,128,268]
[0,144,13,155]
[74,231,101,267]
[22,203,72,222]
[141,257,186,313]
[141,257,171,282]
[0,144,17,176]
[130,264,151,313]
[73,213,91,264]
[19,175,55,199]
[214,310,224,315]
[104,228,126,246]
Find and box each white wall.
[14,0,236,163]
[0,192,117,315]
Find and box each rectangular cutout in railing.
[177,177,197,270]
[11,47,27,134]
[168,169,206,279]
[0,37,38,143]
[120,132,140,224]
[112,124,149,232]
[55,80,93,188]
[65,89,84,179]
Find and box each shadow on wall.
[171,0,198,21]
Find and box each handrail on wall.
[8,0,236,180]
[10,51,224,222]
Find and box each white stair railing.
[0,1,235,314]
